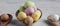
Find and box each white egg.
[50,14,59,21]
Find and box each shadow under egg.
[9,19,26,26]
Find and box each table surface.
[0,0,60,26]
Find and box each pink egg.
[25,7,34,15]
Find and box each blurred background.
[0,0,60,26]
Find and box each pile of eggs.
[16,1,42,24]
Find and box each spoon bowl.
[16,8,42,23]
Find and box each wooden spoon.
[1,14,12,26]
[47,16,60,26]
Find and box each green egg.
[24,1,35,8]
[19,6,25,12]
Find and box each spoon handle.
[59,17,60,21]
[1,24,7,26]
[1,22,8,26]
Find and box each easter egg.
[32,10,41,22]
[48,14,59,22]
[25,16,33,24]
[17,12,27,21]
[19,6,25,12]
[1,14,9,20]
[25,7,34,15]
[24,1,35,8]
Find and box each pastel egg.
[24,1,35,8]
[32,10,41,22]
[17,12,27,21]
[25,7,34,15]
[25,16,33,24]
[1,14,9,20]
[48,14,59,22]
[19,6,25,12]
[28,6,37,11]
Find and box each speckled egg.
[19,6,25,12]
[25,7,34,15]
[32,10,41,22]
[47,14,59,22]
[1,14,9,20]
[17,12,27,21]
[25,16,33,24]
[24,1,35,8]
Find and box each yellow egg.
[32,10,41,22]
[17,12,27,21]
